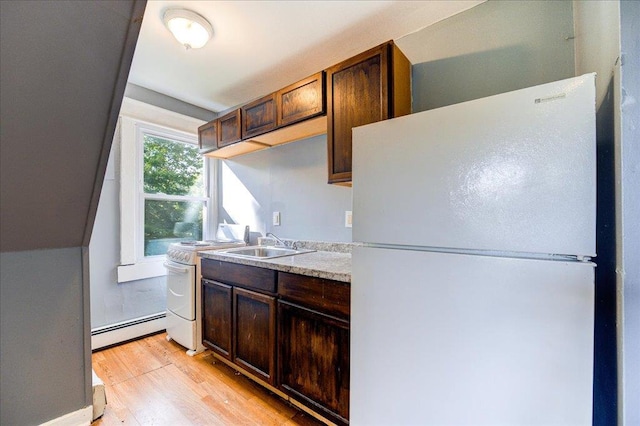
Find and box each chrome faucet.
[266,232,288,247]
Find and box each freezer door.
[350,246,594,425]
[352,74,596,257]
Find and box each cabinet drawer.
[278,272,350,319]
[201,259,277,293]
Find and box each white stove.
[164,224,248,355]
[166,239,247,265]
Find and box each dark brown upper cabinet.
[203,72,328,159]
[217,109,242,148]
[242,93,277,139]
[326,41,411,185]
[276,71,326,127]
[197,120,218,154]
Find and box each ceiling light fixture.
[163,8,213,50]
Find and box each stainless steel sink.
[216,246,315,259]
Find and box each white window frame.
[117,98,215,282]
[136,124,210,259]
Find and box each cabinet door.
[276,72,326,127]
[202,279,233,360]
[326,43,389,184]
[198,120,217,153]
[217,109,242,147]
[233,287,276,385]
[242,94,277,139]
[326,41,411,184]
[278,300,350,425]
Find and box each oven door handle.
[163,262,191,274]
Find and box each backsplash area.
[219,134,352,243]
[281,239,354,254]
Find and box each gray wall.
[573,1,622,424]
[89,143,166,328]
[0,1,143,424]
[0,248,89,424]
[619,2,640,424]
[0,0,141,252]
[125,83,217,122]
[220,135,353,242]
[398,0,575,112]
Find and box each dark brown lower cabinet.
[201,259,350,423]
[278,300,350,425]
[233,287,276,385]
[202,279,232,360]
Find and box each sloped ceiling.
[0,0,146,252]
[0,0,485,252]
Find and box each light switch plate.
[345,211,353,228]
[273,211,281,226]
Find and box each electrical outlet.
[345,211,352,228]
[272,211,281,226]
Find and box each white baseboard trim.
[91,312,166,350]
[92,369,107,421]
[39,406,92,426]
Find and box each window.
[141,131,208,257]
[117,99,215,282]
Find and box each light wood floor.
[92,332,324,426]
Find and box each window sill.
[117,259,166,283]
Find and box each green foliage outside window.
[143,134,205,255]
[143,134,204,197]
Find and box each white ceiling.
[128,1,483,113]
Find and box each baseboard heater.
[91,312,166,351]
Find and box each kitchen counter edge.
[198,250,351,283]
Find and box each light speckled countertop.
[198,241,352,283]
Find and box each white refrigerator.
[350,74,596,425]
